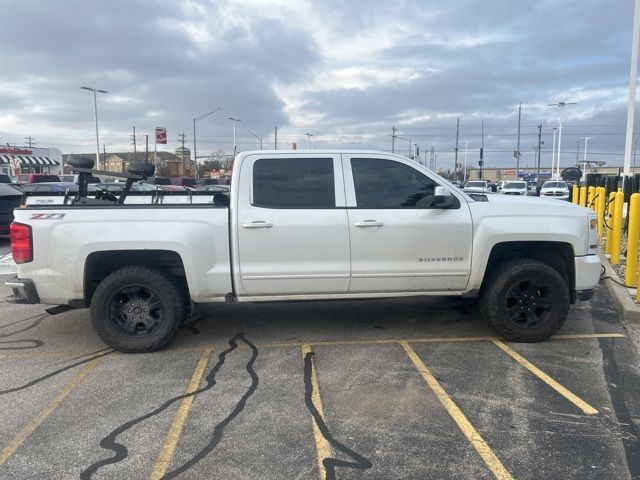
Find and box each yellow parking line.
[149,348,213,480]
[0,333,626,360]
[0,355,104,464]
[491,340,598,415]
[552,333,625,340]
[400,341,513,480]
[301,343,332,480]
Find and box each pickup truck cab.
[6,150,601,352]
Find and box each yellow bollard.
[572,185,579,204]
[579,186,587,207]
[587,186,595,210]
[596,187,606,237]
[625,193,640,287]
[611,190,624,265]
[605,191,616,255]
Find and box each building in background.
[63,151,188,177]
[0,146,62,177]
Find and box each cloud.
[0,0,636,168]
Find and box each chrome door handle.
[241,221,273,229]
[354,220,383,227]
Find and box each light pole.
[623,0,640,176]
[634,136,639,172]
[248,130,263,150]
[463,141,470,182]
[193,107,222,177]
[548,101,577,176]
[545,127,558,178]
[80,86,107,171]
[582,137,593,182]
[304,133,314,149]
[228,117,242,156]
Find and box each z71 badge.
[30,213,66,220]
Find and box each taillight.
[10,222,32,264]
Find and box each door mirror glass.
[433,186,455,208]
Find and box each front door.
[236,153,350,296]
[343,154,473,293]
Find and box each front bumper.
[5,276,40,304]
[575,254,601,299]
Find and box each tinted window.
[34,175,61,183]
[351,158,439,209]
[36,185,55,192]
[253,158,335,208]
[21,184,38,192]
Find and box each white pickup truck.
[6,150,601,352]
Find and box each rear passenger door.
[235,154,350,296]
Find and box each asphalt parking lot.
[1,250,640,479]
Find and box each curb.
[598,251,640,324]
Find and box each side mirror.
[433,186,455,208]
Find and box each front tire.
[90,266,187,352]
[479,259,570,342]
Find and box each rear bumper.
[5,276,40,304]
[575,254,601,298]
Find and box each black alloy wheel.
[107,285,164,338]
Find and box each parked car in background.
[145,177,173,186]
[60,174,101,184]
[13,173,61,184]
[0,174,12,184]
[20,182,99,193]
[97,182,160,193]
[195,178,221,186]
[463,180,490,194]
[195,184,230,193]
[171,177,198,189]
[0,183,22,235]
[539,181,570,201]
[156,184,189,192]
[500,181,528,196]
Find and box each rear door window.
[253,158,335,208]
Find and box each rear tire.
[90,265,187,352]
[479,259,570,342]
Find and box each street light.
[80,86,107,171]
[463,141,470,182]
[304,133,314,149]
[248,130,263,150]
[193,107,222,177]
[547,101,577,175]
[545,127,558,179]
[228,117,242,156]
[582,137,593,182]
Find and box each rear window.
[33,175,61,183]
[181,178,197,187]
[151,177,172,185]
[253,158,335,208]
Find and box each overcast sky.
[0,0,637,170]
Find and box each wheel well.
[84,250,188,304]
[482,241,575,300]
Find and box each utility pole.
[430,146,435,169]
[515,103,522,175]
[454,117,460,180]
[274,126,278,149]
[25,136,35,148]
[145,134,149,163]
[536,123,542,183]
[479,120,484,180]
[178,132,187,150]
[178,132,187,175]
[130,126,137,163]
[391,126,397,153]
[103,144,106,169]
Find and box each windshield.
[542,181,567,188]
[465,181,486,188]
[504,182,526,189]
